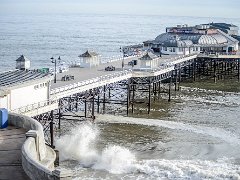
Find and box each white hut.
[138,52,159,69]
[16,55,30,70]
[78,50,100,68]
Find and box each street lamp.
[120,46,124,69]
[51,56,61,83]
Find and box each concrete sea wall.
[8,113,72,180]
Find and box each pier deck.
[50,54,179,89]
[0,126,29,180]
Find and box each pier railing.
[11,99,58,115]
[50,70,133,96]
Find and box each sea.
[1,13,240,179]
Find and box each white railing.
[11,99,58,115]
[50,70,133,96]
[152,53,198,73]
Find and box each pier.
[1,22,240,148]
[4,52,238,147]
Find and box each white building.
[0,69,51,111]
[144,24,239,55]
[138,52,159,69]
[78,50,100,68]
[16,55,31,70]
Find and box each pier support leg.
[175,68,178,91]
[92,95,95,121]
[108,87,111,99]
[193,59,196,82]
[58,108,61,130]
[153,82,157,101]
[158,81,161,99]
[84,100,87,118]
[50,110,54,148]
[238,59,240,82]
[214,60,217,83]
[97,95,100,114]
[131,85,135,114]
[168,75,172,102]
[127,80,130,116]
[148,84,151,114]
[103,85,106,114]
[178,67,181,91]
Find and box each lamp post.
[51,56,61,83]
[120,46,124,69]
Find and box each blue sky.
[0,0,239,18]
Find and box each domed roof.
[155,33,193,47]
[155,33,177,43]
[163,39,193,47]
[154,32,228,47]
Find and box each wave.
[97,114,240,146]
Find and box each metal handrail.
[50,70,133,95]
[11,99,58,114]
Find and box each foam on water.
[56,121,240,179]
[131,158,240,179]
[93,145,136,174]
[55,123,136,173]
[97,114,240,146]
[55,122,99,166]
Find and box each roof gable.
[16,55,30,62]
[79,50,99,58]
[139,52,158,60]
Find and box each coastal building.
[78,50,100,68]
[0,56,51,110]
[144,24,239,55]
[138,52,159,69]
[210,23,239,36]
[16,55,30,70]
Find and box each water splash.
[55,122,136,173]
[55,122,99,167]
[93,145,136,174]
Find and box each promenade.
[0,126,29,180]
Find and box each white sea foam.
[56,121,240,179]
[131,158,240,179]
[97,114,240,146]
[55,122,99,166]
[55,123,136,173]
[93,145,136,174]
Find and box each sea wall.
[8,113,72,180]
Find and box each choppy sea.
[0,13,240,71]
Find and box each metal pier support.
[50,110,54,148]
[103,85,106,114]
[238,59,240,82]
[147,84,151,114]
[168,73,172,102]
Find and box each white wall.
[80,57,100,68]
[0,96,8,109]
[10,82,49,110]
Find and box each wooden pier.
[11,52,240,147]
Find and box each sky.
[0,0,239,18]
